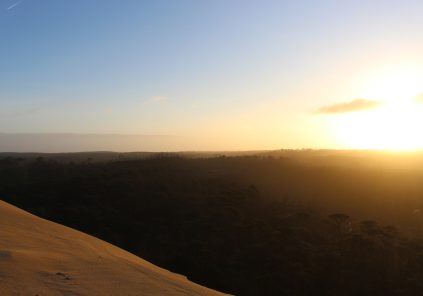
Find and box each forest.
[1,151,423,295]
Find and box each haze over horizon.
[3,0,423,151]
[5,3,423,295]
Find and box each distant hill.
[0,133,183,153]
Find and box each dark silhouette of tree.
[1,154,423,295]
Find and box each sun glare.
[333,68,423,151]
[360,67,423,103]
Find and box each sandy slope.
[0,200,228,296]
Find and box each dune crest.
[0,200,227,296]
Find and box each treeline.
[1,155,423,295]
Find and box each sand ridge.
[0,200,228,296]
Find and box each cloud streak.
[150,96,167,103]
[7,0,23,10]
[316,98,382,114]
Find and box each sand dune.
[0,200,228,296]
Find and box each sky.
[2,0,423,152]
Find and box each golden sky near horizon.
[317,65,423,150]
[3,1,423,152]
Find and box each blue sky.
[2,0,423,151]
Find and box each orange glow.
[332,67,423,150]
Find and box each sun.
[333,68,423,151]
[359,69,423,104]
[334,102,423,150]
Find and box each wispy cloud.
[7,0,24,10]
[315,98,382,114]
[150,96,167,103]
[0,106,39,118]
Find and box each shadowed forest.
[2,151,423,295]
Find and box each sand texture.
[0,200,228,296]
